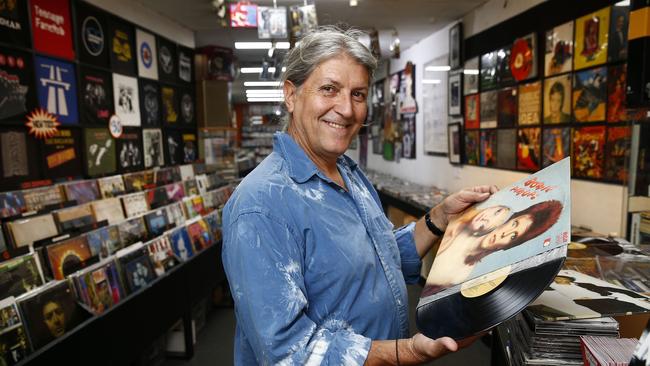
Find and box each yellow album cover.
[574,7,610,70]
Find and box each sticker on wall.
[30,0,74,60]
[0,47,35,122]
[79,66,113,125]
[25,108,60,139]
[0,0,31,47]
[76,2,109,68]
[108,17,136,76]
[136,29,158,80]
[35,56,78,124]
[112,73,140,127]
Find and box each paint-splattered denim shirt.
[222,132,421,365]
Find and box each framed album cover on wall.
[447,122,462,164]
[449,22,463,70]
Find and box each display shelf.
[18,242,224,366]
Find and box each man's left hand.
[431,185,498,230]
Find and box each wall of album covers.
[364,0,629,236]
[0,0,199,193]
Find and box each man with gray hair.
[222,26,495,365]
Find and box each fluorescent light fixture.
[275,42,290,49]
[422,79,441,84]
[350,0,358,6]
[425,65,451,72]
[240,67,286,74]
[235,42,273,49]
[463,69,479,75]
[246,89,284,94]
[615,0,629,5]
[247,97,285,102]
[244,81,283,87]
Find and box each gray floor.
[163,285,491,365]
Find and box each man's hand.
[408,333,482,361]
[431,185,498,230]
[365,333,483,365]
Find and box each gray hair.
[280,26,377,128]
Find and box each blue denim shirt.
[222,132,421,365]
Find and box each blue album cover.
[421,158,571,299]
[86,226,121,258]
[34,56,78,124]
[169,227,194,261]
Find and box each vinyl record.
[567,242,623,258]
[510,38,533,81]
[416,257,564,340]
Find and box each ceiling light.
[425,65,451,72]
[240,67,286,74]
[244,81,283,87]
[350,0,358,6]
[463,69,479,75]
[246,89,284,94]
[235,42,273,49]
[615,0,629,6]
[422,79,441,84]
[247,97,285,102]
[275,42,290,49]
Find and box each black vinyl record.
[108,16,136,76]
[79,65,113,125]
[416,257,564,340]
[75,2,110,68]
[164,129,183,166]
[0,0,30,47]
[138,78,160,127]
[157,36,176,83]
[0,127,41,191]
[116,127,144,173]
[0,47,35,123]
[567,242,624,258]
[178,88,195,126]
[40,128,83,180]
[177,46,193,84]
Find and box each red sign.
[25,108,60,139]
[30,0,74,60]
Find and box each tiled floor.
[163,285,492,365]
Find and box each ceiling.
[137,0,488,102]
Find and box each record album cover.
[607,64,627,123]
[79,66,113,125]
[116,127,143,173]
[54,204,95,233]
[97,175,125,198]
[480,91,497,128]
[543,74,572,124]
[90,197,125,225]
[480,51,497,91]
[112,73,140,127]
[518,81,541,126]
[289,4,317,40]
[145,186,168,209]
[497,87,517,128]
[86,225,121,259]
[465,130,479,165]
[143,129,164,168]
[136,29,158,80]
[177,46,193,84]
[144,209,169,237]
[76,265,114,314]
[18,281,88,350]
[165,202,186,228]
[0,0,30,47]
[544,21,573,77]
[161,85,178,125]
[604,125,631,183]
[63,180,99,205]
[574,8,610,71]
[0,191,26,219]
[84,127,116,177]
[46,236,93,280]
[179,89,195,126]
[29,0,74,60]
[187,218,214,252]
[496,129,516,170]
[22,186,65,212]
[517,127,541,171]
[0,307,29,365]
[510,33,537,82]
[139,79,161,127]
[35,56,78,124]
[7,213,58,248]
[573,125,605,179]
[609,5,629,62]
[479,129,496,167]
[0,47,35,122]
[156,36,176,84]
[257,6,287,39]
[165,183,185,203]
[464,94,479,129]
[528,270,650,321]
[108,17,136,76]
[542,127,571,168]
[121,192,149,218]
[573,67,607,123]
[75,2,109,68]
[169,227,194,261]
[146,236,177,276]
[0,129,40,188]
[121,247,156,294]
[496,46,514,87]
[0,254,43,298]
[463,57,479,95]
[117,216,147,247]
[418,159,570,339]
[40,128,83,180]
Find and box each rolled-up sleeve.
[394,222,421,284]
[222,210,372,365]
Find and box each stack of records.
[497,312,619,366]
[580,335,638,365]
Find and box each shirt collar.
[273,132,358,184]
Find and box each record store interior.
[2,0,650,365]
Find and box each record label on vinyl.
[510,38,533,81]
[460,266,511,298]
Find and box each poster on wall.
[463,57,479,95]
[108,17,136,76]
[30,0,74,60]
[136,29,158,80]
[517,127,541,171]
[177,46,193,83]
[35,56,78,124]
[544,21,573,77]
[542,127,571,167]
[76,2,109,68]
[143,128,164,168]
[496,129,516,169]
[448,71,462,116]
[464,94,479,129]
[464,130,479,165]
[41,128,82,180]
[479,90,497,128]
[572,66,606,123]
[116,127,143,173]
[289,4,318,40]
[517,81,541,126]
[609,5,629,62]
[399,63,417,115]
[84,127,116,177]
[480,51,498,91]
[0,47,35,122]
[179,89,195,126]
[423,55,448,154]
[497,87,517,128]
[607,64,626,123]
[79,66,113,125]
[370,80,385,155]
[574,7,609,71]
[157,36,177,84]
[496,46,514,87]
[573,125,605,179]
[161,85,178,125]
[139,79,161,127]
[112,73,140,126]
[257,6,287,39]
[509,33,537,82]
[604,126,630,183]
[0,0,30,47]
[401,115,416,159]
[543,74,572,124]
[479,129,496,167]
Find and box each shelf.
[629,196,650,213]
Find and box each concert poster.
[572,125,606,179]
[542,127,571,168]
[517,127,541,171]
[574,7,610,70]
[572,66,607,123]
[479,129,497,167]
[604,125,631,183]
